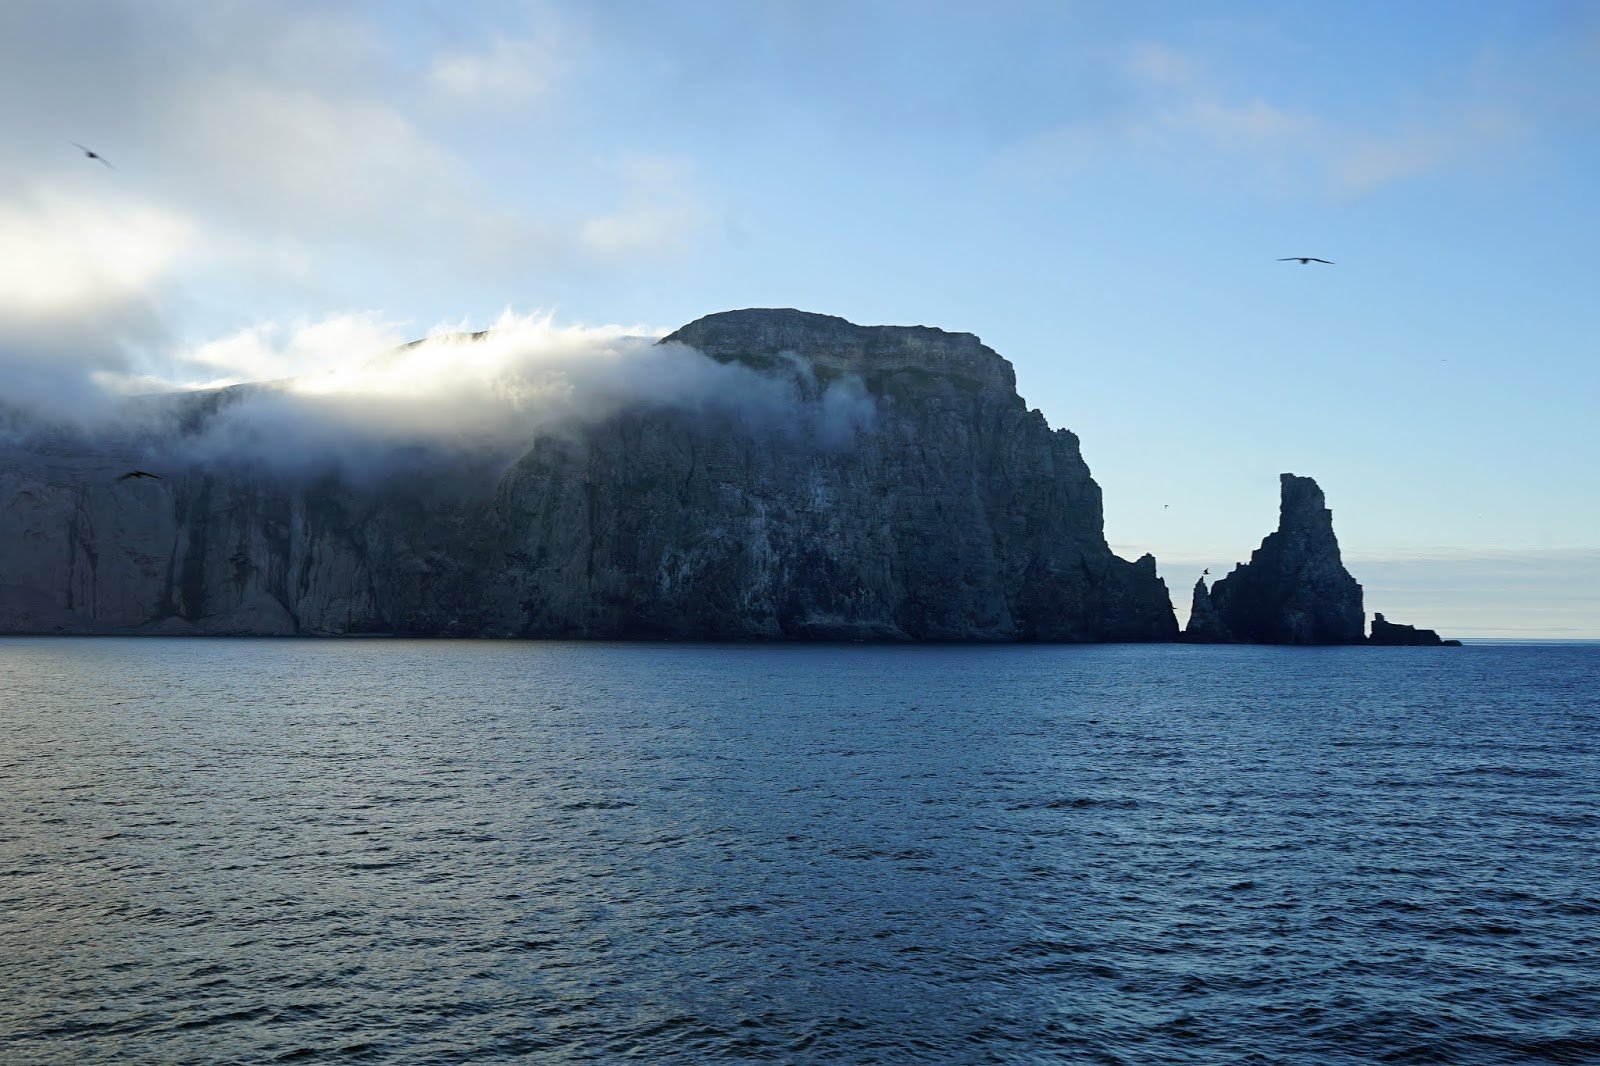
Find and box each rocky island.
[0,309,1178,641]
[1183,473,1460,646]
[1369,613,1463,647]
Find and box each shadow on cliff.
[0,309,1180,641]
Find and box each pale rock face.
[0,309,1178,641]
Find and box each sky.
[2,0,1597,636]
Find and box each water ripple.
[1,639,1597,1063]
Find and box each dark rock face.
[0,308,1178,641]
[1181,577,1234,643]
[1369,613,1461,646]
[1185,473,1365,645]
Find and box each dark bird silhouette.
[1278,256,1333,265]
[1202,568,1210,576]
[71,141,114,168]
[116,470,161,482]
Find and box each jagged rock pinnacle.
[1185,473,1365,645]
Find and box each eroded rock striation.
[0,308,1178,641]
[1185,473,1365,644]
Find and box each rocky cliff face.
[1182,577,1232,643]
[1185,473,1365,644]
[0,308,1177,641]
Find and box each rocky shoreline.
[0,309,1459,644]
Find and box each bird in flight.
[1278,256,1333,265]
[71,141,114,168]
[116,470,161,482]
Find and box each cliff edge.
[0,308,1177,641]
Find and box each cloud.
[1331,107,1527,195]
[1350,548,1600,638]
[41,310,876,483]
[997,40,1534,197]
[1138,546,1600,638]
[166,312,403,389]
[0,2,725,432]
[430,33,562,108]
[0,1,706,336]
[581,203,705,257]
[994,42,1312,184]
[0,193,193,318]
[579,155,709,258]
[0,190,193,420]
[148,66,562,279]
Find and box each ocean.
[1,638,1596,1063]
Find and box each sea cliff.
[0,309,1178,641]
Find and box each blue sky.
[2,1,1597,635]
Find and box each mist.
[0,309,878,483]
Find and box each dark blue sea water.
[1,639,1597,1064]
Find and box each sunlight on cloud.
[137,310,875,480]
[164,310,714,451]
[179,313,405,388]
[0,197,192,317]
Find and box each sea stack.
[1185,473,1365,644]
[1183,577,1233,643]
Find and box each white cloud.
[430,34,561,108]
[998,41,1530,197]
[994,42,1313,184]
[579,156,708,258]
[0,194,193,318]
[0,189,192,420]
[1332,107,1527,195]
[84,309,875,482]
[155,74,562,274]
[173,312,404,388]
[581,202,705,256]
[0,1,724,425]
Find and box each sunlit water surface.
[1,639,1597,1064]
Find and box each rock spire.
[1185,473,1365,644]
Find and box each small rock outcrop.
[1369,613,1462,646]
[1185,473,1365,645]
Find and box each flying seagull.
[1278,256,1333,265]
[116,470,161,482]
[71,141,114,168]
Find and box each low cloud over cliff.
[1,309,877,482]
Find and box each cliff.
[0,308,1178,641]
[1185,473,1365,644]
